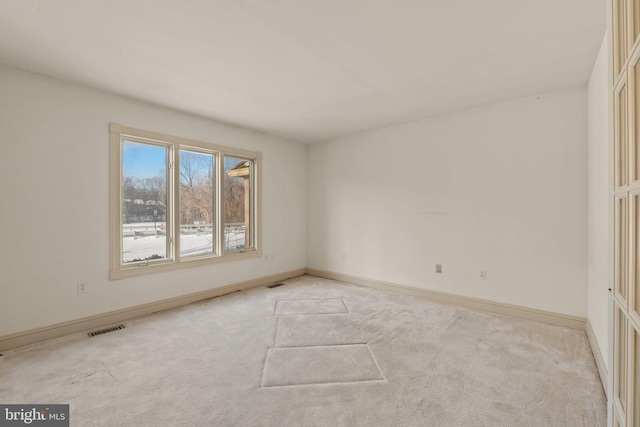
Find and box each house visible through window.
[109,124,261,279]
[225,157,252,252]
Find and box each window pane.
[224,157,252,251]
[617,0,627,76]
[617,85,628,188]
[616,305,628,413]
[636,195,640,314]
[122,141,168,263]
[636,64,640,181]
[617,196,629,300]
[636,0,640,45]
[180,150,215,257]
[636,327,640,427]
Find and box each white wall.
[0,60,599,337]
[0,66,307,336]
[587,34,610,368]
[307,86,588,317]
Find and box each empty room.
[0,0,624,425]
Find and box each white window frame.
[109,123,262,279]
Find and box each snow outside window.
[109,124,261,279]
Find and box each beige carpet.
[0,275,606,426]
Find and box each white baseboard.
[585,319,608,397]
[0,268,593,354]
[306,268,587,330]
[0,268,305,353]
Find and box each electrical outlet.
[342,253,347,261]
[480,270,487,280]
[436,264,442,274]
[77,282,87,294]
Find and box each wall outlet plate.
[436,264,442,273]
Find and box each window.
[109,124,261,279]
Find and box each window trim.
[109,123,262,280]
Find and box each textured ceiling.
[0,0,606,143]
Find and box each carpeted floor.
[0,275,606,426]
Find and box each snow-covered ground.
[122,223,246,263]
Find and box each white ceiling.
[0,0,605,143]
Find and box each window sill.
[109,249,261,280]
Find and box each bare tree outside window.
[121,141,168,263]
[179,150,215,257]
[110,123,261,279]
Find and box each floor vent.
[88,325,125,337]
[267,283,285,289]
